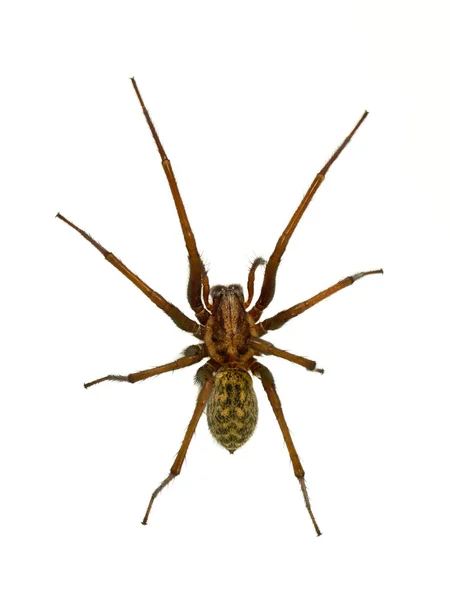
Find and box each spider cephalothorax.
[57,78,382,536]
[205,284,256,365]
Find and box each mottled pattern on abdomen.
[207,368,258,453]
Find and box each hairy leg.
[249,337,324,374]
[250,112,369,322]
[256,269,383,335]
[202,266,213,311]
[131,78,210,324]
[84,345,207,388]
[244,257,266,309]
[57,213,202,337]
[251,361,321,536]
[141,373,214,524]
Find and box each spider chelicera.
[57,78,382,536]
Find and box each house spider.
[57,78,382,536]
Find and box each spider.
[57,78,382,536]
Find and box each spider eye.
[228,284,244,302]
[211,285,226,299]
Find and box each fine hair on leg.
[84,345,207,388]
[130,78,210,324]
[250,112,369,322]
[251,361,322,536]
[256,269,383,335]
[56,213,202,337]
[141,375,214,525]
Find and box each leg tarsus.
[141,473,176,525]
[353,268,383,280]
[299,477,322,536]
[84,374,129,388]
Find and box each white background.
[1,1,449,598]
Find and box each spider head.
[210,284,245,307]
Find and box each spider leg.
[202,265,213,311]
[249,337,324,374]
[84,345,207,388]
[251,361,321,536]
[131,78,210,325]
[250,112,369,322]
[244,257,266,309]
[256,269,383,335]
[56,213,202,338]
[141,372,214,525]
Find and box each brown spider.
[57,78,382,536]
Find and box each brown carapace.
[57,78,383,536]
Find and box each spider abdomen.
[207,368,258,454]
